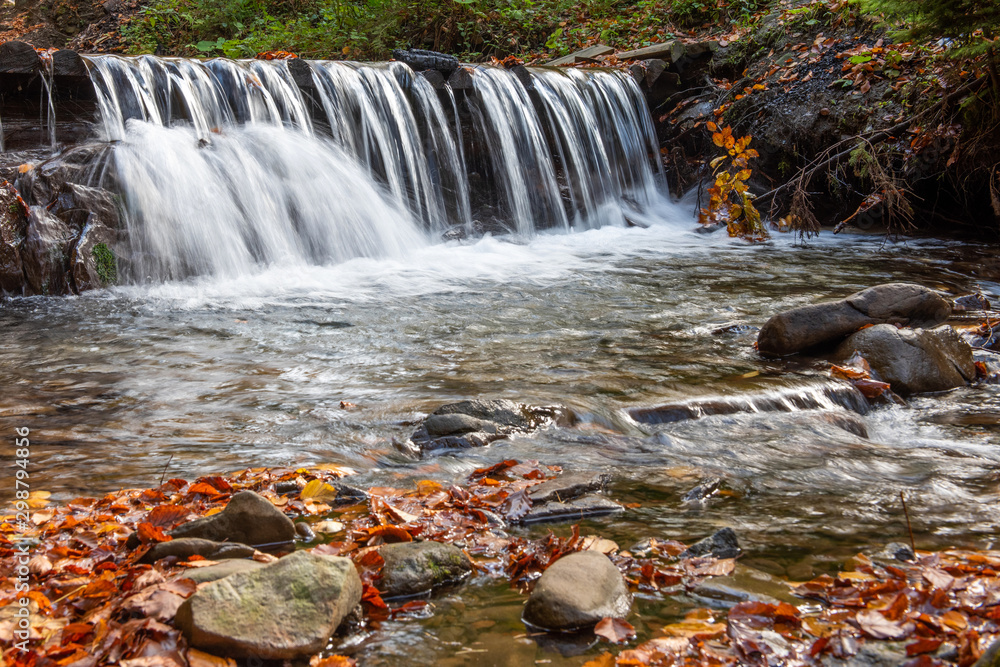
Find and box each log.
[0,41,40,74]
[616,41,677,62]
[544,44,614,67]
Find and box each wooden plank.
[616,41,679,62]
[545,44,614,67]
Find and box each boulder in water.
[408,398,571,454]
[680,527,742,559]
[835,324,975,395]
[378,541,473,598]
[522,551,631,631]
[169,490,296,547]
[140,537,255,564]
[175,550,362,659]
[0,182,27,295]
[757,283,951,357]
[391,49,460,76]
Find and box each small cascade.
[38,51,57,148]
[73,54,667,283]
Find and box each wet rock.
[179,559,265,584]
[0,183,27,294]
[975,638,1000,667]
[69,219,116,291]
[691,564,800,608]
[629,382,869,425]
[815,412,869,439]
[528,472,611,505]
[819,641,908,667]
[424,413,498,437]
[757,283,951,357]
[140,538,255,564]
[170,491,296,547]
[617,41,677,62]
[521,495,624,524]
[21,206,74,295]
[545,44,615,67]
[176,550,362,660]
[378,541,473,598]
[953,293,991,311]
[875,542,916,563]
[418,69,446,90]
[0,41,41,74]
[522,551,631,631]
[681,476,722,503]
[410,398,570,454]
[680,527,741,559]
[295,522,316,542]
[836,324,975,395]
[391,48,459,76]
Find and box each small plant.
[92,243,118,286]
[699,123,767,241]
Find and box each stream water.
[1,54,999,664]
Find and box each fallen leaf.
[855,609,911,640]
[301,479,339,502]
[187,649,237,667]
[594,617,636,644]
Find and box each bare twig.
[159,454,174,487]
[900,491,916,556]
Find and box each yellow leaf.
[737,169,752,181]
[712,133,725,147]
[28,491,51,509]
[301,479,339,502]
[188,649,237,667]
[753,83,766,90]
[710,155,727,169]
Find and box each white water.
[79,55,668,283]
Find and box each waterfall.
[77,54,666,283]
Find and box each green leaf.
[195,40,218,52]
[849,54,873,64]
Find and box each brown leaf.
[855,609,912,640]
[137,523,172,544]
[594,617,636,644]
[145,505,191,529]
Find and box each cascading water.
[76,54,667,283]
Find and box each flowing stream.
[1,54,999,665]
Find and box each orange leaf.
[310,657,357,667]
[594,617,636,644]
[366,525,413,544]
[145,505,191,528]
[137,522,172,544]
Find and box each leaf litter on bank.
[1,461,998,665]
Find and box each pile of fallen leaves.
[588,549,1000,666]
[2,460,998,665]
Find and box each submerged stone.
[521,495,624,525]
[378,541,473,598]
[680,527,741,560]
[527,473,612,505]
[522,551,631,631]
[409,398,571,454]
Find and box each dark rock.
[691,564,800,607]
[295,522,316,542]
[521,495,623,524]
[522,551,631,631]
[274,480,302,494]
[757,283,951,357]
[392,49,460,76]
[876,542,916,563]
[424,413,498,437]
[680,527,741,559]
[140,538,255,564]
[528,473,611,505]
[410,398,570,454]
[447,65,475,90]
[418,69,446,90]
[179,559,265,584]
[0,183,27,294]
[617,41,677,62]
[176,550,362,659]
[286,57,315,90]
[21,206,74,295]
[378,541,473,598]
[0,41,40,74]
[836,324,975,395]
[170,491,296,547]
[51,50,89,78]
[681,477,722,503]
[953,293,991,311]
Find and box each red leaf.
[906,638,944,656]
[145,505,191,528]
[594,617,636,644]
[137,522,172,544]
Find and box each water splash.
[79,55,666,282]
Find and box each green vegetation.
[92,243,118,286]
[862,0,1000,57]
[121,0,679,60]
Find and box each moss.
[91,243,118,286]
